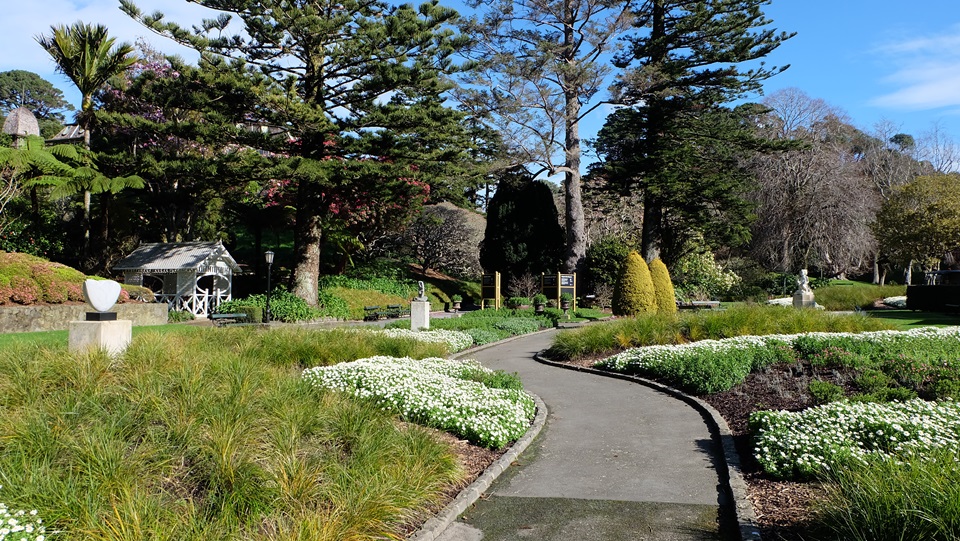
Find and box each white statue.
[796,269,812,294]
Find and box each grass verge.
[0,328,462,540]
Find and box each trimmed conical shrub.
[612,250,657,316]
[649,258,677,314]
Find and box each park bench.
[677,300,721,311]
[363,306,383,321]
[385,304,410,318]
[209,312,250,326]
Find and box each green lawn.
[0,323,203,349]
[866,309,960,329]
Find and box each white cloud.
[870,25,960,111]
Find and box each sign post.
[481,272,501,309]
[541,272,577,311]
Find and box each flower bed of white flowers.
[595,327,960,394]
[303,356,535,448]
[369,328,475,352]
[750,399,960,479]
[0,493,45,541]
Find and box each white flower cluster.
[597,327,960,373]
[596,334,795,372]
[882,295,907,308]
[371,328,475,351]
[752,399,960,479]
[303,356,535,448]
[0,492,45,541]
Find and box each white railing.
[156,289,230,317]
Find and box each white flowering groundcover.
[365,328,475,352]
[303,356,535,448]
[595,327,960,478]
[596,327,960,394]
[751,399,960,479]
[0,492,45,541]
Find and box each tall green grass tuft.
[0,328,463,540]
[548,304,893,360]
[813,449,960,541]
[813,283,906,311]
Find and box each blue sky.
[3,0,959,157]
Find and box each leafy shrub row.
[318,275,417,299]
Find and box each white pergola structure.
[114,241,242,317]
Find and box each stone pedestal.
[410,300,431,330]
[792,290,816,309]
[69,319,132,356]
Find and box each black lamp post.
[264,250,274,323]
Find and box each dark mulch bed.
[698,362,858,540]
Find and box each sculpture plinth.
[69,279,132,356]
[411,301,431,330]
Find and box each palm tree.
[36,22,136,262]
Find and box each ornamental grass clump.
[750,399,960,479]
[813,447,960,541]
[303,356,535,448]
[0,330,464,540]
[612,250,656,316]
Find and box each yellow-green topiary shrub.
[649,258,677,314]
[612,250,657,316]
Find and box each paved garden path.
[436,329,734,541]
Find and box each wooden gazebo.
[114,241,241,317]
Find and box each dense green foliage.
[599,0,793,263]
[649,258,677,313]
[122,0,478,304]
[874,174,960,268]
[0,329,461,540]
[612,251,656,316]
[479,169,564,278]
[584,235,632,290]
[0,70,73,137]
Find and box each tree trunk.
[291,181,322,306]
[872,253,880,284]
[641,198,662,262]
[905,260,913,286]
[560,0,587,274]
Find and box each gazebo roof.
[2,107,40,138]
[114,241,241,274]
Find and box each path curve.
[417,329,745,541]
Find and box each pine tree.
[613,250,656,316]
[649,257,677,313]
[604,0,793,263]
[122,0,473,304]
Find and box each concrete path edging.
[533,353,762,541]
[409,392,548,541]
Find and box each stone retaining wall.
[0,303,168,334]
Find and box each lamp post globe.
[264,251,274,323]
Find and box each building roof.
[2,107,40,138]
[47,124,85,143]
[114,241,241,274]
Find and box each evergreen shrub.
[649,258,677,314]
[612,251,656,316]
